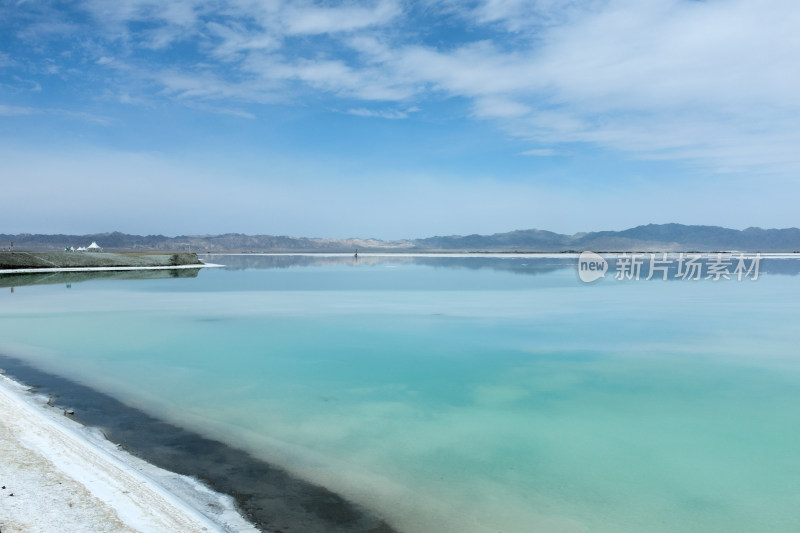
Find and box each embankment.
[0,251,203,270]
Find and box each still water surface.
[1,254,799,532]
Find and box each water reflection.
[203,253,800,277]
[0,268,201,289]
[205,253,576,276]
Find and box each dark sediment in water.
[0,354,398,533]
[0,268,201,288]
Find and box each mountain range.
[3,224,800,252]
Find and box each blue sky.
[1,0,798,238]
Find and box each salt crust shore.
[0,264,224,274]
[0,374,258,533]
[207,252,800,258]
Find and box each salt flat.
[0,374,257,533]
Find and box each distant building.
[80,242,102,252]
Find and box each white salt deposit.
[0,374,257,533]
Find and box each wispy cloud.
[79,0,205,45]
[57,109,112,125]
[11,75,42,92]
[0,104,109,124]
[205,21,280,61]
[185,101,256,119]
[346,107,411,119]
[4,0,800,176]
[282,1,402,35]
[0,104,37,116]
[520,148,558,157]
[472,96,531,119]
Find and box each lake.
[1,254,799,533]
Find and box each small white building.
[86,242,102,252]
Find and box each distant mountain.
[0,232,413,253]
[416,229,568,251]
[3,224,800,252]
[573,224,800,252]
[417,224,800,252]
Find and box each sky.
[1,0,798,239]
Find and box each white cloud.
[0,105,37,116]
[390,41,535,97]
[472,96,530,118]
[81,0,204,36]
[282,1,402,35]
[446,0,599,32]
[154,68,281,103]
[185,102,256,119]
[57,109,111,125]
[346,107,410,119]
[11,75,42,92]
[242,53,415,101]
[8,0,800,177]
[498,0,800,173]
[0,105,108,124]
[367,0,800,175]
[16,19,82,41]
[520,148,557,157]
[206,21,279,61]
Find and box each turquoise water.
[1,255,800,532]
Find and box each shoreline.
[0,251,207,272]
[202,251,800,258]
[0,371,256,533]
[0,355,399,533]
[0,263,223,275]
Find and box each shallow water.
[1,255,799,532]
